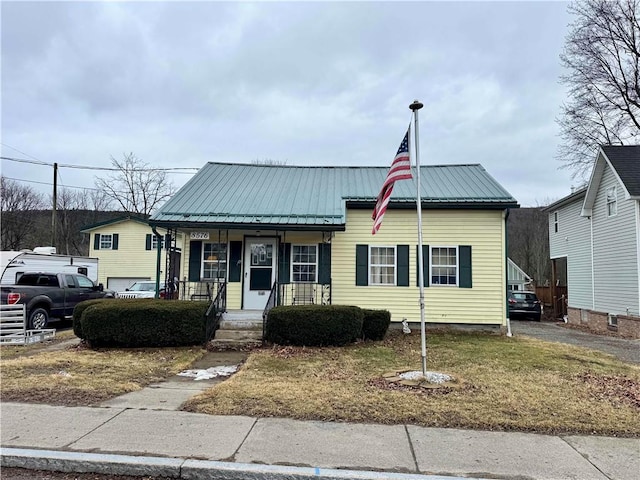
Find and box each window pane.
[431,247,457,285]
[292,245,317,283]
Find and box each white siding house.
[545,146,640,338]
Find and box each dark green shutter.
[278,243,291,283]
[318,243,331,284]
[229,241,242,282]
[145,234,152,250]
[94,234,100,250]
[112,234,119,250]
[356,244,368,286]
[164,234,170,249]
[459,245,472,288]
[188,241,202,281]
[397,245,409,286]
[416,245,429,287]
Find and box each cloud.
[1,1,574,207]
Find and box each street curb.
[1,447,487,480]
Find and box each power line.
[1,156,200,173]
[2,176,100,191]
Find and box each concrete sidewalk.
[1,402,638,480]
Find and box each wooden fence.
[535,286,568,318]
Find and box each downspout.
[504,209,512,337]
[152,227,163,299]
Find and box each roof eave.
[149,219,346,232]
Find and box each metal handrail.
[262,281,278,341]
[205,282,227,341]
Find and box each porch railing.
[278,282,331,306]
[262,281,279,341]
[204,282,227,341]
[176,280,222,302]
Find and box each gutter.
[504,209,512,337]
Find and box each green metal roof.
[150,163,518,229]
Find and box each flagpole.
[410,99,427,378]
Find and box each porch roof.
[150,162,517,228]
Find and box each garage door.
[107,277,150,292]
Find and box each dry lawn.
[183,330,640,437]
[1,338,205,405]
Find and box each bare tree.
[94,153,175,215]
[0,176,45,250]
[508,207,551,286]
[558,0,640,178]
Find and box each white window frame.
[151,235,164,250]
[202,242,228,280]
[606,186,617,217]
[553,211,559,233]
[430,246,458,287]
[100,234,113,250]
[369,245,396,286]
[291,244,318,283]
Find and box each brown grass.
[1,340,206,405]
[183,330,640,437]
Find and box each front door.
[243,238,277,310]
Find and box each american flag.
[371,129,412,234]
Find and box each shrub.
[361,309,391,341]
[80,299,209,347]
[72,299,113,339]
[265,305,364,346]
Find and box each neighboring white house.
[545,145,640,338]
[507,258,532,291]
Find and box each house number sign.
[190,232,210,240]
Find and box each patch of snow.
[177,365,239,381]
[399,370,453,384]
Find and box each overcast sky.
[2,1,577,208]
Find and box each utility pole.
[51,162,57,248]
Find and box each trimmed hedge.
[79,299,209,347]
[265,305,364,346]
[72,299,114,339]
[362,309,391,340]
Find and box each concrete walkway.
[2,330,639,479]
[2,399,639,480]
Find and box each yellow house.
[81,216,183,292]
[149,163,518,328]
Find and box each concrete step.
[209,338,262,349]
[222,310,263,321]
[214,329,263,341]
[219,318,263,330]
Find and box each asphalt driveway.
[510,320,640,365]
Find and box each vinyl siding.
[88,221,183,287]
[592,166,640,315]
[548,197,593,310]
[332,209,506,325]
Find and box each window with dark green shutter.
[318,243,331,284]
[188,241,202,281]
[355,244,368,286]
[459,245,472,288]
[278,243,291,283]
[396,245,409,286]
[228,241,243,282]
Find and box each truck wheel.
[29,308,49,329]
